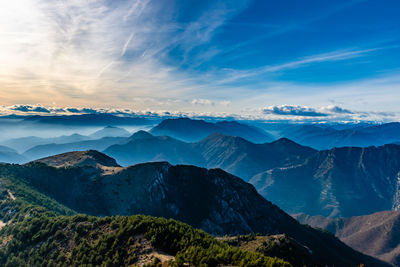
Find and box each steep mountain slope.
[105,132,315,181]
[194,134,316,181]
[251,144,400,218]
[150,118,273,143]
[0,151,387,266]
[295,211,400,266]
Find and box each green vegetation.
[0,170,290,267]
[222,234,316,267]
[0,214,291,267]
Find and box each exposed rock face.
[0,154,388,266]
[251,144,400,218]
[295,211,400,266]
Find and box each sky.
[0,0,399,122]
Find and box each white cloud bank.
[0,103,398,123]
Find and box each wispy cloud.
[191,98,231,106]
[0,0,248,109]
[213,47,384,85]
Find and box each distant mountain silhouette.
[23,137,126,160]
[24,114,150,126]
[89,126,131,139]
[105,132,204,166]
[150,118,273,143]
[0,145,26,163]
[274,122,400,149]
[295,211,400,266]
[1,134,90,152]
[5,126,130,158]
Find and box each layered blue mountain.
[3,126,131,160]
[1,133,90,153]
[105,131,315,181]
[23,114,151,126]
[23,137,127,160]
[150,118,273,143]
[0,145,26,164]
[269,122,400,150]
[88,125,131,139]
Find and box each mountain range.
[0,126,134,161]
[0,150,387,266]
[251,144,400,218]
[266,122,400,150]
[104,131,315,181]
[11,121,400,221]
[150,118,274,143]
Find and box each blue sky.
[0,0,399,121]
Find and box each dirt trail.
[7,190,16,200]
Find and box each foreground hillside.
[0,150,388,266]
[1,213,289,266]
[0,166,289,266]
[295,211,400,266]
